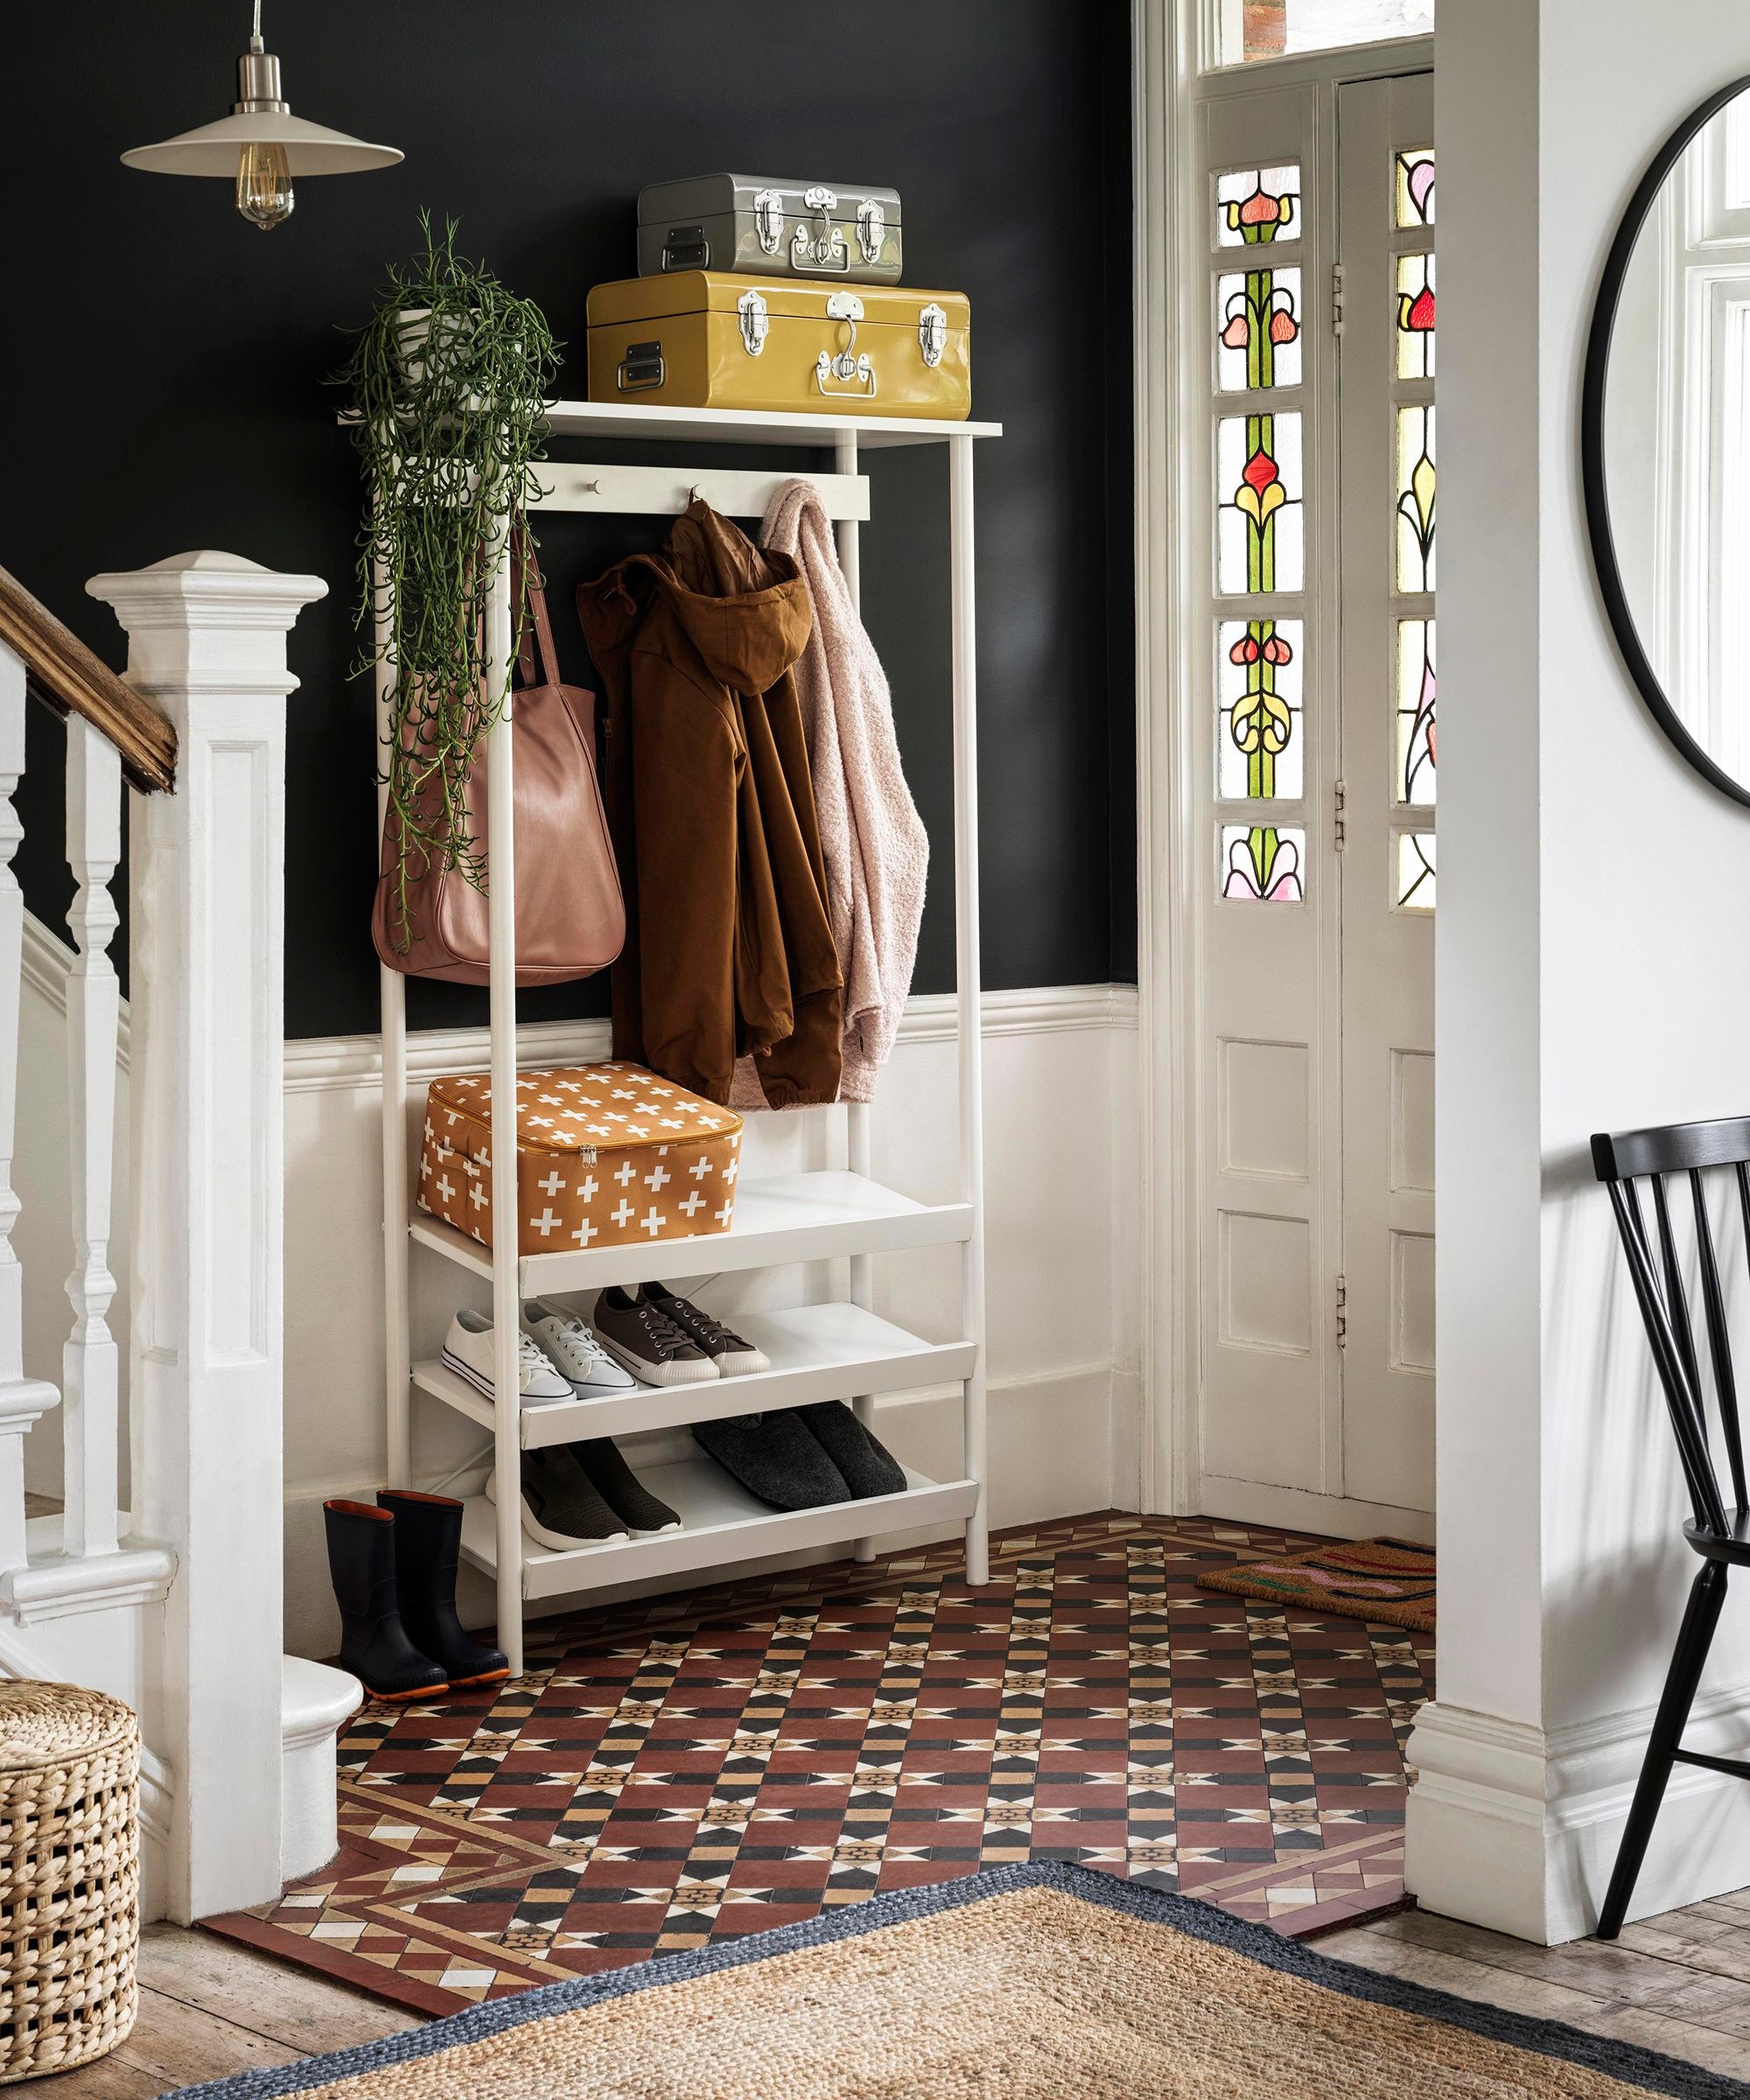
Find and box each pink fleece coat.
[729,480,928,1109]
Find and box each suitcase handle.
[815,349,877,399]
[617,340,666,393]
[662,227,710,270]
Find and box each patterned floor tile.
[206,1511,1432,2015]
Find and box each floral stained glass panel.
[1396,150,1436,228]
[1218,268,1304,390]
[1396,620,1436,806]
[1218,412,1305,594]
[1396,831,1435,911]
[1396,404,1436,593]
[1216,165,1301,248]
[1395,252,1436,379]
[1222,823,1306,904]
[1219,618,1304,799]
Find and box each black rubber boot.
[322,1500,448,1703]
[375,1490,510,1691]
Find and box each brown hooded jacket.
[577,501,844,1108]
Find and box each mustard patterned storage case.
[586,271,970,421]
[417,1062,743,1256]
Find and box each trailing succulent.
[339,215,558,949]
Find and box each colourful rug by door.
[174,1863,1742,2099]
[1197,1536,1435,1632]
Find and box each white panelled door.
[1193,60,1436,1530]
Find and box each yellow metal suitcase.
[586,271,970,420]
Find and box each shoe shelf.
[413,1300,976,1447]
[407,1168,973,1294]
[458,1458,980,1602]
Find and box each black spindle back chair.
[1592,1114,1750,1938]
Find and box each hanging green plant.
[338,214,559,951]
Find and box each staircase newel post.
[87,551,326,1923]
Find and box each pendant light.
[122,2,402,231]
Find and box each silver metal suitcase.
[636,175,903,284]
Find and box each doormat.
[1198,1536,1435,1633]
[174,1862,1741,2100]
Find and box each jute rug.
[173,1863,1740,2099]
[1199,1535,1436,1632]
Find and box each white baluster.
[0,642,60,1574]
[63,719,122,1558]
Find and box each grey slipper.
[692,1412,850,1511]
[791,1402,908,1499]
[569,1438,681,1536]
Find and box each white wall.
[1408,0,1750,1942]
[280,990,1140,1656]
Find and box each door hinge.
[1336,1274,1348,1349]
[1332,262,1347,336]
[1334,779,1347,851]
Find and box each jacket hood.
[578,502,812,693]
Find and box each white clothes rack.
[377,399,1000,1676]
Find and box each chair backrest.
[1592,1116,1750,1539]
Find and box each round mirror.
[1585,76,1750,804]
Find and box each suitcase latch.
[794,185,847,273]
[918,302,948,368]
[822,290,865,380]
[737,287,769,357]
[752,187,784,256]
[857,197,886,264]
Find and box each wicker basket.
[0,1682,139,2082]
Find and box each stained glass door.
[1334,70,1436,1512]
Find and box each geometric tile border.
[206,1511,1432,2016]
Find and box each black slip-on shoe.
[569,1438,682,1535]
[486,1448,630,1549]
[791,1402,908,1499]
[692,1412,851,1510]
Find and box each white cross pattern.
[532,1208,564,1237]
[435,1173,455,1206]
[690,1157,713,1180]
[578,1174,598,1204]
[678,1192,704,1217]
[716,1201,734,1228]
[538,1169,565,1196]
[640,1207,665,1236]
[722,1158,739,1185]
[571,1217,598,1246]
[611,1199,634,1229]
[470,1181,486,1209]
[646,1164,670,1193]
[614,1159,637,1186]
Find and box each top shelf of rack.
[536,400,1003,450]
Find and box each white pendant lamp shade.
[122,3,400,228]
[122,110,401,179]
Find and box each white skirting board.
[1407,1688,1750,1944]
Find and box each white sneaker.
[523,1298,639,1400]
[442,1308,571,1406]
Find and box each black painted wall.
[4,2,1134,1039]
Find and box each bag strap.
[511,525,562,690]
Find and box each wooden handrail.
[0,565,177,794]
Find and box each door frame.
[1130,0,1435,1524]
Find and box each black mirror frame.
[1582,73,1750,810]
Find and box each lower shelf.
[458,1458,979,1602]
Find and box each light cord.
[249,0,263,52]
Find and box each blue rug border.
[171,1861,1749,2099]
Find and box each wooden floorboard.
[33,1889,1750,2093]
[35,1927,417,2097]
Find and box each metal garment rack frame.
[377,400,999,1676]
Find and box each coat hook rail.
[529,461,869,522]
